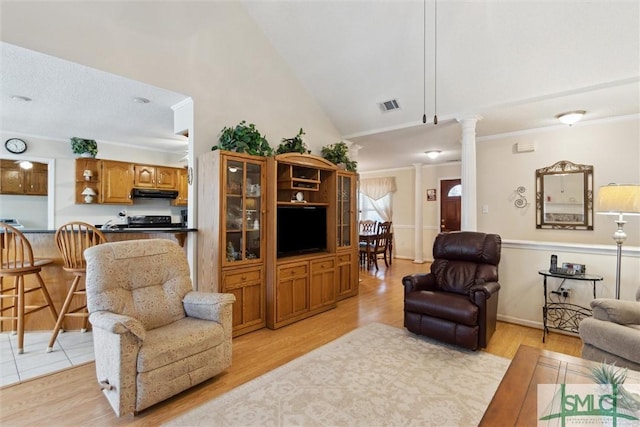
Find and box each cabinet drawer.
[223,268,262,289]
[278,263,308,277]
[311,257,335,271]
[336,254,351,264]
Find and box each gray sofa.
[579,286,640,371]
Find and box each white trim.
[502,238,640,258]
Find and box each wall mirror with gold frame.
[535,160,593,230]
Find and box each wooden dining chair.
[0,222,58,354]
[364,221,392,270]
[47,222,107,352]
[358,220,377,267]
[359,220,376,233]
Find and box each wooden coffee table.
[479,345,640,426]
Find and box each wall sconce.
[513,186,528,208]
[83,169,93,181]
[556,110,585,126]
[81,187,97,204]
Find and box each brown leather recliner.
[402,231,502,350]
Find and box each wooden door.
[440,179,461,232]
[156,167,178,189]
[222,266,265,336]
[309,257,336,310]
[0,161,23,194]
[25,164,48,195]
[275,263,308,323]
[133,164,155,188]
[172,168,188,206]
[101,160,133,204]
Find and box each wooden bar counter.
[0,228,195,332]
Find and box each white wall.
[0,2,342,159]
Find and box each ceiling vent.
[379,99,400,112]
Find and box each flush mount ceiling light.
[556,110,586,126]
[425,150,442,160]
[11,95,32,102]
[133,97,151,104]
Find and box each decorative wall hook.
[514,186,528,208]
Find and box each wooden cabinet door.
[309,257,336,310]
[133,164,155,188]
[222,267,265,336]
[155,167,177,189]
[101,160,133,204]
[275,263,308,323]
[25,164,48,195]
[336,252,357,300]
[0,166,23,194]
[172,168,188,206]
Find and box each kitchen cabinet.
[101,160,134,204]
[198,150,266,336]
[171,167,188,207]
[134,164,177,190]
[0,159,48,196]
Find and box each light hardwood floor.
[0,259,581,426]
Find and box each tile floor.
[0,331,94,387]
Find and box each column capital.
[456,115,483,126]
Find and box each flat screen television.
[277,205,327,257]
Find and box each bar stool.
[0,222,58,354]
[47,222,107,352]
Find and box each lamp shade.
[81,187,97,196]
[596,184,640,215]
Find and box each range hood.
[131,188,179,199]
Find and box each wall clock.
[5,138,27,154]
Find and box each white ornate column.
[457,116,480,231]
[413,163,424,263]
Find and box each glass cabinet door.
[337,173,352,247]
[223,157,263,265]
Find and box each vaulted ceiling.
[1,1,638,171]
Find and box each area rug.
[165,323,509,426]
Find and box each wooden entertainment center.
[198,150,358,336]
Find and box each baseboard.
[497,314,582,338]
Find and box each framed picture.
[426,188,436,201]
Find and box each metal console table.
[538,270,603,342]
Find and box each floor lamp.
[596,184,640,299]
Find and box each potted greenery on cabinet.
[276,128,310,154]
[321,141,357,172]
[212,120,273,156]
[70,137,98,158]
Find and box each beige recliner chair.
[579,286,640,371]
[85,239,235,417]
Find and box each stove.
[127,215,183,228]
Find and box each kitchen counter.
[19,227,196,233]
